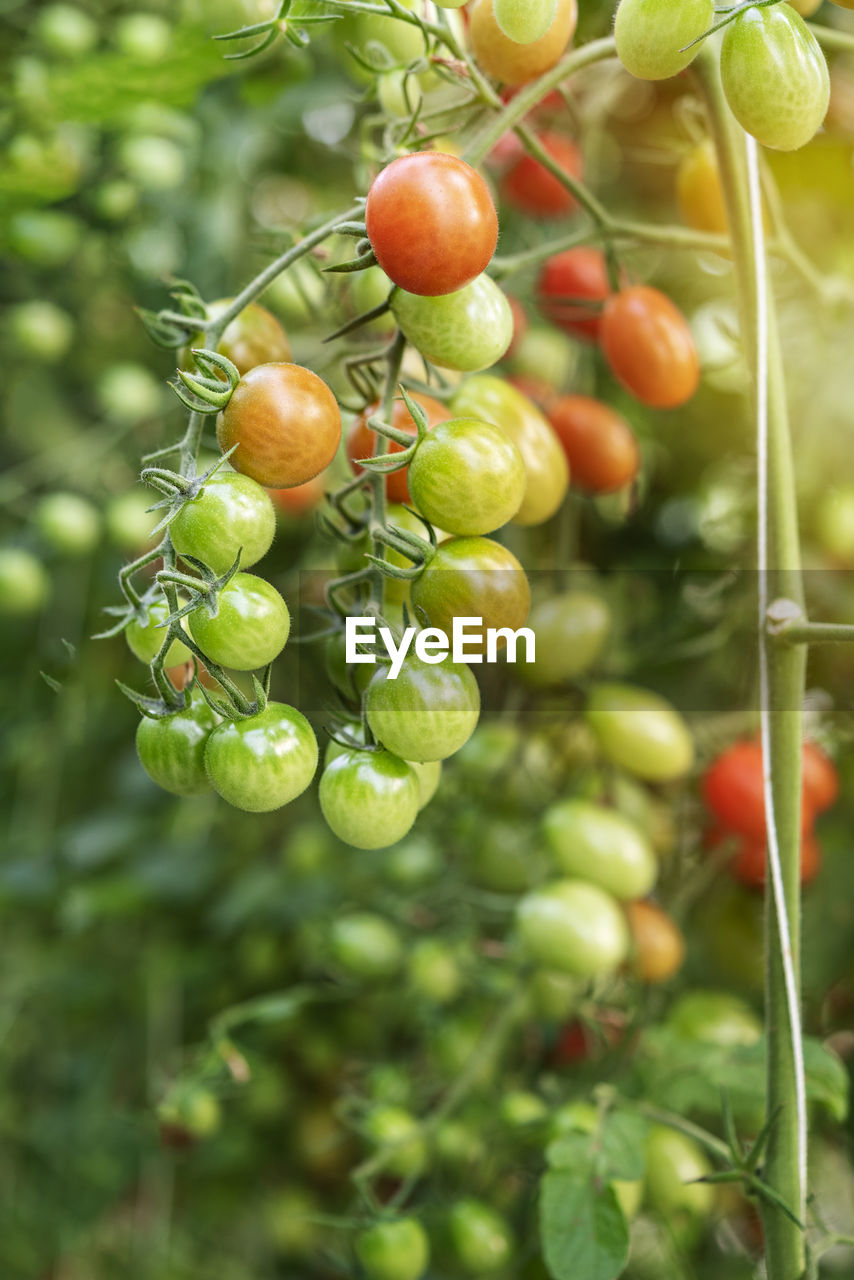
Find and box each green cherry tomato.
[366,655,481,763]
[720,5,830,151]
[319,748,420,848]
[542,799,658,900]
[494,0,559,44]
[8,300,74,362]
[586,682,694,782]
[407,938,463,1004]
[330,912,404,979]
[450,375,568,525]
[114,12,172,61]
[325,726,440,809]
[666,990,762,1047]
[125,598,192,667]
[204,701,318,812]
[515,878,629,977]
[447,1199,514,1274]
[519,591,610,687]
[643,1125,715,1220]
[614,0,714,81]
[356,1218,430,1280]
[188,572,290,670]
[180,299,291,377]
[170,472,276,575]
[36,4,98,57]
[136,697,220,797]
[384,836,444,887]
[410,537,531,654]
[363,1105,427,1178]
[408,417,526,535]
[34,492,100,556]
[391,275,513,373]
[0,547,50,616]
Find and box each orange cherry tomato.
[626,900,686,983]
[469,0,578,85]
[269,472,327,517]
[600,286,700,409]
[547,394,640,493]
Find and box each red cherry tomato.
[365,152,498,297]
[600,285,700,409]
[731,832,821,889]
[347,391,452,504]
[501,133,584,218]
[802,741,839,814]
[537,247,612,342]
[547,394,640,493]
[703,739,819,843]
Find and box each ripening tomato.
[586,682,694,782]
[500,133,584,218]
[450,375,568,524]
[516,878,630,976]
[181,300,291,376]
[366,654,481,763]
[347,392,452,504]
[408,417,526,535]
[410,537,531,652]
[625,900,685,982]
[188,572,290,671]
[408,938,463,1004]
[494,0,561,43]
[391,274,514,372]
[136,696,220,797]
[720,6,830,152]
[537,247,612,342]
[216,363,341,489]
[519,591,610,686]
[547,395,640,493]
[676,139,728,235]
[320,749,420,848]
[365,153,498,297]
[204,701,318,812]
[731,831,821,889]
[170,471,276,575]
[802,741,839,813]
[600,286,700,409]
[469,0,577,85]
[667,989,761,1046]
[542,799,658,900]
[614,0,714,81]
[363,1106,427,1178]
[702,739,819,842]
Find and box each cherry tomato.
[365,153,498,297]
[36,3,98,57]
[325,724,441,809]
[391,274,514,372]
[508,323,577,391]
[802,741,839,813]
[600,286,700,409]
[170,471,276,575]
[181,300,291,376]
[626,900,685,982]
[446,1199,514,1274]
[720,6,830,152]
[515,878,630,976]
[537,247,612,342]
[268,473,326,518]
[666,989,761,1046]
[408,417,526,535]
[702,739,818,842]
[35,492,100,556]
[547,394,640,493]
[363,1105,427,1178]
[9,300,74,362]
[542,799,658,900]
[204,701,318,812]
[410,536,531,653]
[366,654,480,764]
[500,133,584,218]
[643,1126,715,1220]
[135,697,220,797]
[216,362,341,489]
[0,547,50,616]
[614,0,714,81]
[157,1085,221,1147]
[356,1218,430,1280]
[450,375,568,524]
[330,912,403,979]
[126,598,192,667]
[408,938,463,1004]
[319,748,420,848]
[731,831,821,889]
[586,682,695,782]
[520,591,610,686]
[347,391,452,505]
[469,0,577,85]
[505,295,528,355]
[676,139,728,235]
[188,572,290,671]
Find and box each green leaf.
[540,1168,629,1280]
[547,1111,647,1182]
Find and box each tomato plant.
[600,286,700,409]
[625,900,685,983]
[408,417,526,535]
[365,655,481,762]
[410,536,531,649]
[469,0,577,85]
[587,683,695,782]
[542,799,658,900]
[181,300,291,376]
[329,912,404,979]
[520,591,610,685]
[135,697,220,798]
[390,274,514,372]
[516,878,630,976]
[319,749,421,849]
[125,598,192,668]
[446,1199,514,1274]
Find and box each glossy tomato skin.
[366,655,480,762]
[365,153,498,296]
[626,900,685,982]
[614,0,714,81]
[720,6,829,152]
[469,0,577,85]
[519,591,610,686]
[547,394,640,493]
[410,537,531,653]
[542,799,658,900]
[188,572,290,670]
[450,375,568,524]
[216,363,341,489]
[600,286,700,409]
[347,391,451,504]
[586,682,694,782]
[501,133,584,217]
[136,697,220,797]
[537,247,612,342]
[319,748,420,849]
[170,471,276,575]
[181,299,291,376]
[391,275,514,372]
[516,878,630,976]
[126,598,192,667]
[447,1199,514,1274]
[355,1218,430,1280]
[204,701,318,812]
[702,739,819,841]
[408,417,526,535]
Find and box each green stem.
[369,331,406,610]
[695,45,806,1280]
[776,621,854,645]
